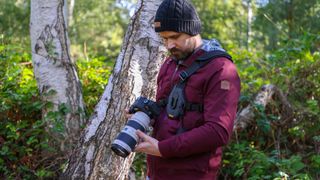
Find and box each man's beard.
[169,47,192,60]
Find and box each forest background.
[0,0,319,179]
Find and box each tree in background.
[62,0,166,178]
[30,0,85,152]
[192,0,255,49]
[69,0,133,60]
[1,0,319,178]
[253,0,320,51]
[0,0,30,46]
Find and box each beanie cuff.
[154,18,201,36]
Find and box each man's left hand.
[135,130,162,157]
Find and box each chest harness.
[158,50,232,125]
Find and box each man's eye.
[172,36,179,39]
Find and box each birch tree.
[68,0,75,26]
[30,0,85,152]
[62,0,166,179]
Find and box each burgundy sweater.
[147,49,241,180]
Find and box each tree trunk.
[30,0,85,152]
[61,0,166,179]
[68,0,75,26]
[246,0,252,50]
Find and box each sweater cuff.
[158,139,175,158]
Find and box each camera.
[111,97,161,158]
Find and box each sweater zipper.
[170,62,180,86]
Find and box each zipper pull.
[170,63,180,84]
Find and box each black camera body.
[129,97,161,119]
[111,97,161,158]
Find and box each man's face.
[159,31,195,60]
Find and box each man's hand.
[135,130,162,157]
[124,109,133,119]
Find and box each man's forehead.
[159,31,182,38]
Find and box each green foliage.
[0,0,30,47]
[132,153,147,178]
[253,0,320,51]
[0,44,39,121]
[222,141,314,179]
[221,33,320,179]
[0,43,55,178]
[0,38,114,178]
[0,119,54,179]
[192,0,253,49]
[69,0,132,59]
[77,57,114,114]
[222,141,272,179]
[1,0,319,179]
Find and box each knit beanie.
[154,0,201,36]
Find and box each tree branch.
[234,84,294,130]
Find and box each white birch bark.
[68,0,75,26]
[30,0,85,151]
[61,0,166,179]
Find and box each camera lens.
[111,112,150,158]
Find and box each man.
[134,0,241,179]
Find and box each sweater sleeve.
[158,59,241,158]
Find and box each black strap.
[157,99,167,107]
[179,62,203,82]
[196,50,232,61]
[185,102,203,112]
[179,50,232,82]
[158,98,203,112]
[159,50,232,113]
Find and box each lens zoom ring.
[117,132,137,150]
[127,120,146,132]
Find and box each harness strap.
[157,99,167,107]
[185,102,203,112]
[159,50,232,113]
[179,50,232,82]
[158,98,203,112]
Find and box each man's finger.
[136,130,151,142]
[135,142,148,151]
[124,109,132,119]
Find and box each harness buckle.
[179,71,188,81]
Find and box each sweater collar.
[169,39,225,67]
[180,38,226,66]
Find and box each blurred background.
[0,0,319,179]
